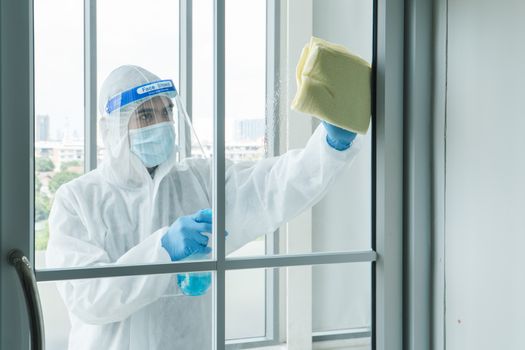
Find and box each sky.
[34,0,267,144]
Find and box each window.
[2,0,405,349]
[34,0,84,259]
[34,0,376,348]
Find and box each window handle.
[8,250,45,350]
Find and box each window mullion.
[35,260,218,282]
[284,0,314,349]
[178,0,192,159]
[312,327,372,342]
[225,251,376,270]
[265,0,281,345]
[374,0,404,348]
[213,0,226,349]
[34,251,376,282]
[84,0,97,171]
[0,0,33,347]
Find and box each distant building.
[35,139,105,170]
[35,140,83,168]
[191,143,265,162]
[36,115,50,141]
[234,119,265,142]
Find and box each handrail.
[8,250,45,350]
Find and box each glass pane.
[226,264,371,348]
[34,0,85,267]
[223,0,268,259]
[311,0,374,254]
[39,272,214,349]
[226,269,266,340]
[97,0,180,87]
[97,0,180,160]
[313,263,371,332]
[223,0,374,258]
[41,0,217,275]
[192,0,214,148]
[225,0,267,161]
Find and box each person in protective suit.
[46,65,361,350]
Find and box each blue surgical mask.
[129,122,176,168]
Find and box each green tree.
[49,171,79,194]
[35,222,49,251]
[35,176,42,192]
[61,160,83,172]
[35,192,51,221]
[35,157,55,172]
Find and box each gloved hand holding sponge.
[291,37,371,151]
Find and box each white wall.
[311,0,373,333]
[446,1,525,349]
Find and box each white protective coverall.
[46,65,362,350]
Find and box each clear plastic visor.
[128,95,175,130]
[100,79,209,165]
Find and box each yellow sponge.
[291,37,372,134]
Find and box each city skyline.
[35,0,267,148]
[35,113,266,144]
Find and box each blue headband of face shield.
[105,79,178,115]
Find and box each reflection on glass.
[34,0,85,263]
[39,272,214,349]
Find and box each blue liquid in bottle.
[177,272,212,296]
[177,253,211,296]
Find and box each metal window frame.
[312,327,372,342]
[308,0,380,345]
[0,0,405,349]
[0,0,34,348]
[212,2,227,348]
[374,0,405,349]
[84,0,97,172]
[35,251,377,281]
[431,0,448,349]
[264,0,281,341]
[223,0,283,347]
[178,0,192,159]
[404,0,433,348]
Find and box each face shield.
[101,77,207,171]
[126,95,177,168]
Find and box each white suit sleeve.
[222,124,362,254]
[46,187,173,325]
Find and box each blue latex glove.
[161,208,213,261]
[322,121,357,151]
